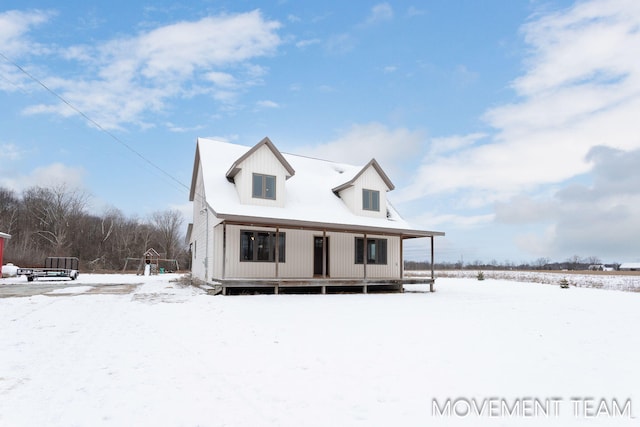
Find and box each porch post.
[322,229,327,279]
[222,223,227,279]
[400,236,404,279]
[430,235,434,292]
[275,227,280,279]
[363,233,367,280]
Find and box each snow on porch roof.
[190,138,444,237]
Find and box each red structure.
[0,232,11,271]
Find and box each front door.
[313,236,329,277]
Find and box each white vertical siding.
[278,229,315,277]
[221,226,401,280]
[234,145,288,207]
[190,163,223,284]
[336,165,389,219]
[225,225,277,278]
[364,234,401,279]
[212,223,224,280]
[328,232,364,278]
[339,186,356,215]
[327,232,400,279]
[355,167,389,219]
[189,164,208,282]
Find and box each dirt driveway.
[0,278,142,298]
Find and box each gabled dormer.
[225,137,295,207]
[332,159,394,218]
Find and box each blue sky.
[2,0,640,264]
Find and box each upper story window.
[253,173,276,200]
[362,189,380,211]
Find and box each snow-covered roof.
[226,137,295,180]
[619,262,640,269]
[0,232,11,239]
[190,138,443,238]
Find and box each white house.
[619,262,640,271]
[187,137,444,294]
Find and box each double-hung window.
[253,173,276,200]
[354,237,387,264]
[362,189,380,211]
[240,230,285,262]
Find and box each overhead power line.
[0,51,190,194]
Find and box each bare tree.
[150,209,184,260]
[21,185,89,256]
[0,187,19,235]
[566,255,583,270]
[585,256,601,265]
[534,257,550,270]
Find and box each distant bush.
[477,271,485,281]
[559,278,569,288]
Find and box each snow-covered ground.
[1,273,638,426]
[418,269,640,292]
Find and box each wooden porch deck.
[209,277,435,295]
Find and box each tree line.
[405,255,619,272]
[0,185,189,271]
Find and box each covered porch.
[209,216,443,295]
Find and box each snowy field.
[422,269,640,292]
[1,273,639,426]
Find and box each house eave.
[332,158,395,194]
[189,139,202,202]
[216,213,444,238]
[225,137,296,181]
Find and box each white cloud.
[364,3,394,26]
[297,122,425,179]
[165,122,204,133]
[205,71,237,88]
[296,38,321,48]
[325,33,357,54]
[498,146,640,259]
[0,163,85,191]
[8,10,282,129]
[0,10,53,92]
[0,144,23,161]
[256,100,279,109]
[404,0,640,205]
[427,133,486,156]
[0,9,51,56]
[410,212,495,230]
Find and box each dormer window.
[362,189,380,211]
[253,173,276,199]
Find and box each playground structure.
[122,248,180,275]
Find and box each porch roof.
[219,214,444,238]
